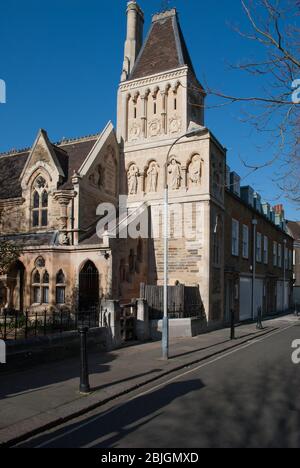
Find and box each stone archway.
[79,261,100,312]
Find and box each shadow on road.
[21,379,205,448]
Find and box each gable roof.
[130,9,197,81]
[0,134,99,200]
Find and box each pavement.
[0,314,298,447]
[19,315,300,449]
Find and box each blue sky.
[0,0,298,219]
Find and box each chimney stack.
[121,1,144,82]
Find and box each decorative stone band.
[119,67,189,92]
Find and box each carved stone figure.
[128,165,139,195]
[147,162,159,193]
[189,155,203,186]
[58,232,70,246]
[168,158,181,190]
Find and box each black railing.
[0,309,100,342]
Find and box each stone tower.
[117,3,226,323]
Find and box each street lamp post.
[252,219,258,321]
[283,239,287,312]
[162,126,205,360]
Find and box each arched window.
[32,269,49,304]
[56,270,66,305]
[32,176,48,228]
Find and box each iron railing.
[0,309,100,341]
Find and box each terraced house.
[0,2,294,325]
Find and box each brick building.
[287,221,300,303]
[0,2,294,325]
[225,190,293,322]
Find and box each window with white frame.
[256,233,262,263]
[232,219,239,257]
[273,242,277,266]
[242,225,249,259]
[263,236,268,265]
[278,244,282,268]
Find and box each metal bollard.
[230,309,235,340]
[78,326,91,394]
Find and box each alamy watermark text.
[0,79,6,104]
[0,340,6,364]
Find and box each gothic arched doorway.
[79,261,100,312]
[7,261,25,313]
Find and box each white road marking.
[34,323,296,448]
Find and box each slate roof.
[0,151,30,199]
[287,221,300,240]
[0,136,98,200]
[130,9,197,81]
[57,138,98,190]
[0,232,58,247]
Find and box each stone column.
[140,93,148,138]
[53,190,76,246]
[123,94,130,142]
[136,299,150,341]
[161,90,167,134]
[101,300,122,349]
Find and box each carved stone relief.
[127,164,139,195]
[146,162,159,193]
[129,122,141,141]
[168,158,182,190]
[188,155,203,188]
[149,119,161,138]
[169,115,182,134]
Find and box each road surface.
[17,319,300,448]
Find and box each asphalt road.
[18,321,300,448]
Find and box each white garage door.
[254,279,264,319]
[277,281,290,311]
[240,277,252,321]
[284,281,290,310]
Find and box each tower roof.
[129,9,197,81]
